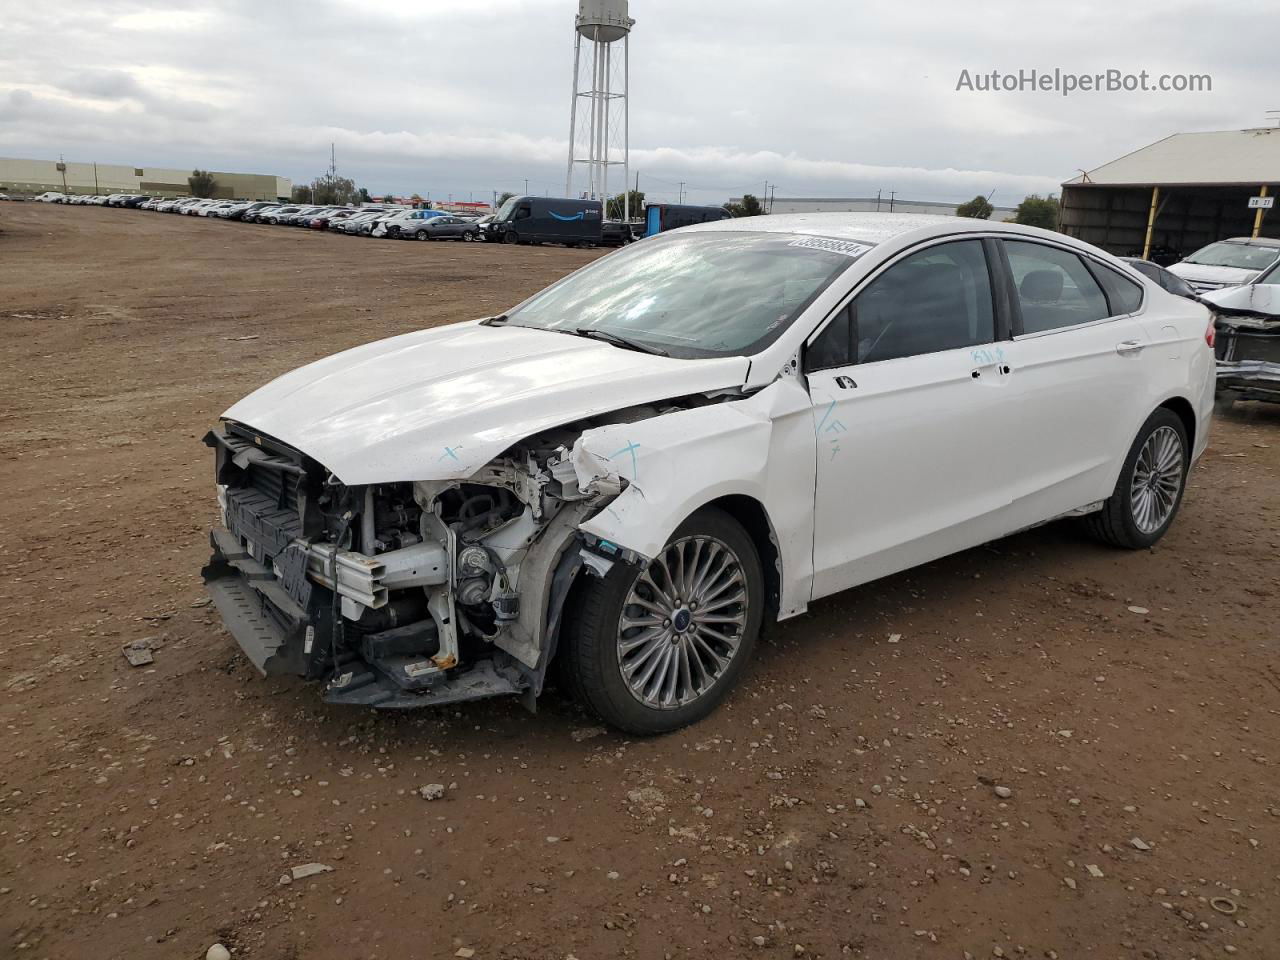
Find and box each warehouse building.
[0,156,291,201]
[732,196,1020,219]
[1060,127,1278,260]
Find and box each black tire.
[1086,408,1189,549]
[560,507,763,735]
[503,231,519,245]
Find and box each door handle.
[1116,339,1144,355]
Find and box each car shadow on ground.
[203,513,1119,752]
[1217,398,1280,426]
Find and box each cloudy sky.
[0,0,1272,206]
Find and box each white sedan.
[203,213,1216,733]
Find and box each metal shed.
[1060,127,1278,262]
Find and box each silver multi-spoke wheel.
[616,535,749,710]
[1129,424,1184,534]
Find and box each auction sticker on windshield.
[787,236,872,258]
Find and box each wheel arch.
[699,494,782,621]
[1157,394,1196,454]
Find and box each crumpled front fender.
[570,378,816,619]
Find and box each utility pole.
[876,189,881,212]
[889,190,896,212]
[93,161,99,195]
[58,154,68,194]
[678,181,685,204]
[768,184,775,214]
[524,178,529,195]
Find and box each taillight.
[1205,319,1215,349]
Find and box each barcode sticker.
[787,236,871,258]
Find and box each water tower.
[565,0,634,218]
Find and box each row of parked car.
[38,191,489,241]
[36,190,747,249]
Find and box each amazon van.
[488,196,602,246]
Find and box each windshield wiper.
[573,326,668,357]
[480,314,509,325]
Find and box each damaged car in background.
[1203,261,1280,407]
[203,213,1215,734]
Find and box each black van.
[644,203,732,237]
[488,196,603,246]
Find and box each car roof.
[1214,237,1280,248]
[675,211,1069,249]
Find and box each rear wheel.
[560,508,763,734]
[462,231,476,242]
[1087,408,1188,549]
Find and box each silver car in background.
[405,215,482,241]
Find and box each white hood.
[1201,281,1280,317]
[223,321,750,485]
[1166,262,1262,286]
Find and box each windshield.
[503,231,865,358]
[495,196,520,222]
[1183,241,1280,271]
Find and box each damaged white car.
[203,213,1216,733]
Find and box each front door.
[805,238,1015,599]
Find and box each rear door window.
[1090,263,1144,315]
[1004,241,1109,334]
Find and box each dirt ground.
[1,202,1277,960]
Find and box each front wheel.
[560,508,763,734]
[503,231,519,245]
[1087,408,1189,549]
[415,230,428,240]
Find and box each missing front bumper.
[201,528,321,677]
[202,527,531,709]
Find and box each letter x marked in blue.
[611,441,640,479]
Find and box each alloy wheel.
[1129,424,1184,534]
[616,535,749,710]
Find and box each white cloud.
[111,9,214,32]
[0,0,1265,204]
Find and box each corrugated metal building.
[733,196,1020,219]
[0,156,291,201]
[1060,127,1278,259]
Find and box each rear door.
[995,238,1152,526]
[805,238,1016,598]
